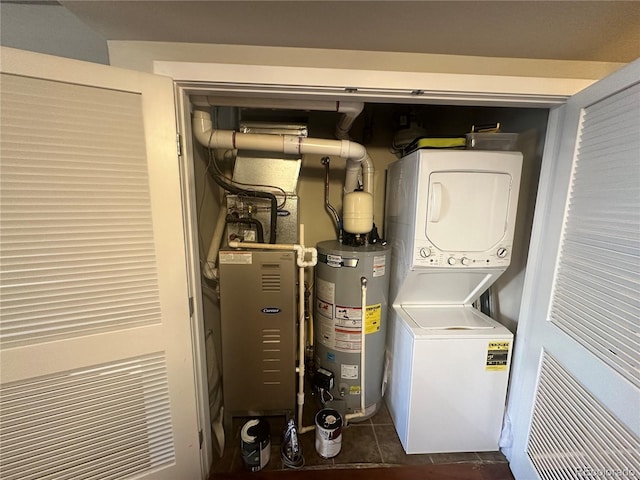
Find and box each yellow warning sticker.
[486,341,510,371]
[349,385,361,395]
[365,304,382,334]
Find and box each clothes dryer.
[384,149,522,453]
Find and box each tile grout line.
[370,424,385,464]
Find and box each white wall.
[108,40,625,80]
[0,2,108,64]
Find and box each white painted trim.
[174,86,214,476]
[155,61,594,107]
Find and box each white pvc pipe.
[202,205,228,280]
[336,102,364,140]
[296,235,314,434]
[191,96,362,115]
[345,277,368,424]
[191,96,363,141]
[192,110,374,196]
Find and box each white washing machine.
[384,149,522,454]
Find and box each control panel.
[413,241,512,268]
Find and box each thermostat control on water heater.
[413,243,513,268]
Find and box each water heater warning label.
[315,277,381,353]
[365,304,382,333]
[373,255,386,277]
[486,341,510,371]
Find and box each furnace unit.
[218,249,297,428]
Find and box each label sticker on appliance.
[341,364,359,380]
[335,305,361,323]
[316,278,335,304]
[334,327,361,352]
[316,299,333,320]
[486,341,510,371]
[365,304,382,333]
[349,385,361,395]
[373,255,386,277]
[326,254,343,268]
[219,252,252,264]
[318,317,336,349]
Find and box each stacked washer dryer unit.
[384,149,522,454]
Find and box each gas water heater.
[314,241,390,418]
[313,162,391,420]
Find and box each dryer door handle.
[429,182,443,223]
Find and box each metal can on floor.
[315,408,343,458]
[240,418,271,472]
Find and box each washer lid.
[402,305,495,330]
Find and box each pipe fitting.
[335,102,365,140]
[283,135,301,155]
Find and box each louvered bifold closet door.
[0,74,162,347]
[0,48,201,480]
[527,355,640,480]
[549,82,640,388]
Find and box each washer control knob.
[497,248,508,258]
[447,257,457,265]
[419,247,431,258]
[461,257,471,266]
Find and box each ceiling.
[61,1,640,63]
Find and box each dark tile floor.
[209,401,509,475]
